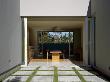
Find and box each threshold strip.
[53,66,58,82]
[72,67,86,82]
[26,67,40,82]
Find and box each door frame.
[21,17,28,66]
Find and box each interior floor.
[30,59,64,62]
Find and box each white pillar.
[24,18,28,66]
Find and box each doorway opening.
[23,17,84,65]
[33,32,73,60]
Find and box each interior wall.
[29,28,37,46]
[0,0,22,74]
[73,29,83,60]
[73,29,81,49]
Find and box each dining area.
[31,49,65,62]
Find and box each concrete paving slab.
[39,66,54,70]
[58,76,80,82]
[74,66,85,70]
[83,76,107,82]
[36,71,54,75]
[58,71,76,75]
[3,76,29,82]
[58,66,73,70]
[32,76,53,82]
[12,71,33,75]
[20,67,36,70]
[79,71,95,75]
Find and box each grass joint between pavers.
[26,67,40,82]
[53,66,58,82]
[72,67,87,82]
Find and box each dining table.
[50,50,62,62]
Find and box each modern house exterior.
[0,0,110,81]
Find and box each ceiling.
[27,17,85,31]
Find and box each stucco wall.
[91,0,96,16]
[90,0,110,76]
[20,0,90,16]
[0,0,22,74]
[95,0,110,76]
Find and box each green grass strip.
[11,75,30,76]
[53,66,58,82]
[59,75,77,76]
[26,67,40,82]
[18,70,35,71]
[72,67,86,82]
[58,70,74,71]
[38,70,54,71]
[35,75,53,76]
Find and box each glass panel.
[37,31,74,59]
[38,32,73,43]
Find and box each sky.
[49,32,69,36]
[48,32,73,38]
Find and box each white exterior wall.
[95,0,110,76]
[91,0,96,16]
[90,0,110,76]
[0,0,22,74]
[20,0,90,16]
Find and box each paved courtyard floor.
[3,59,109,82]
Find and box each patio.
[3,59,108,82]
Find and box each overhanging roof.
[20,0,90,16]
